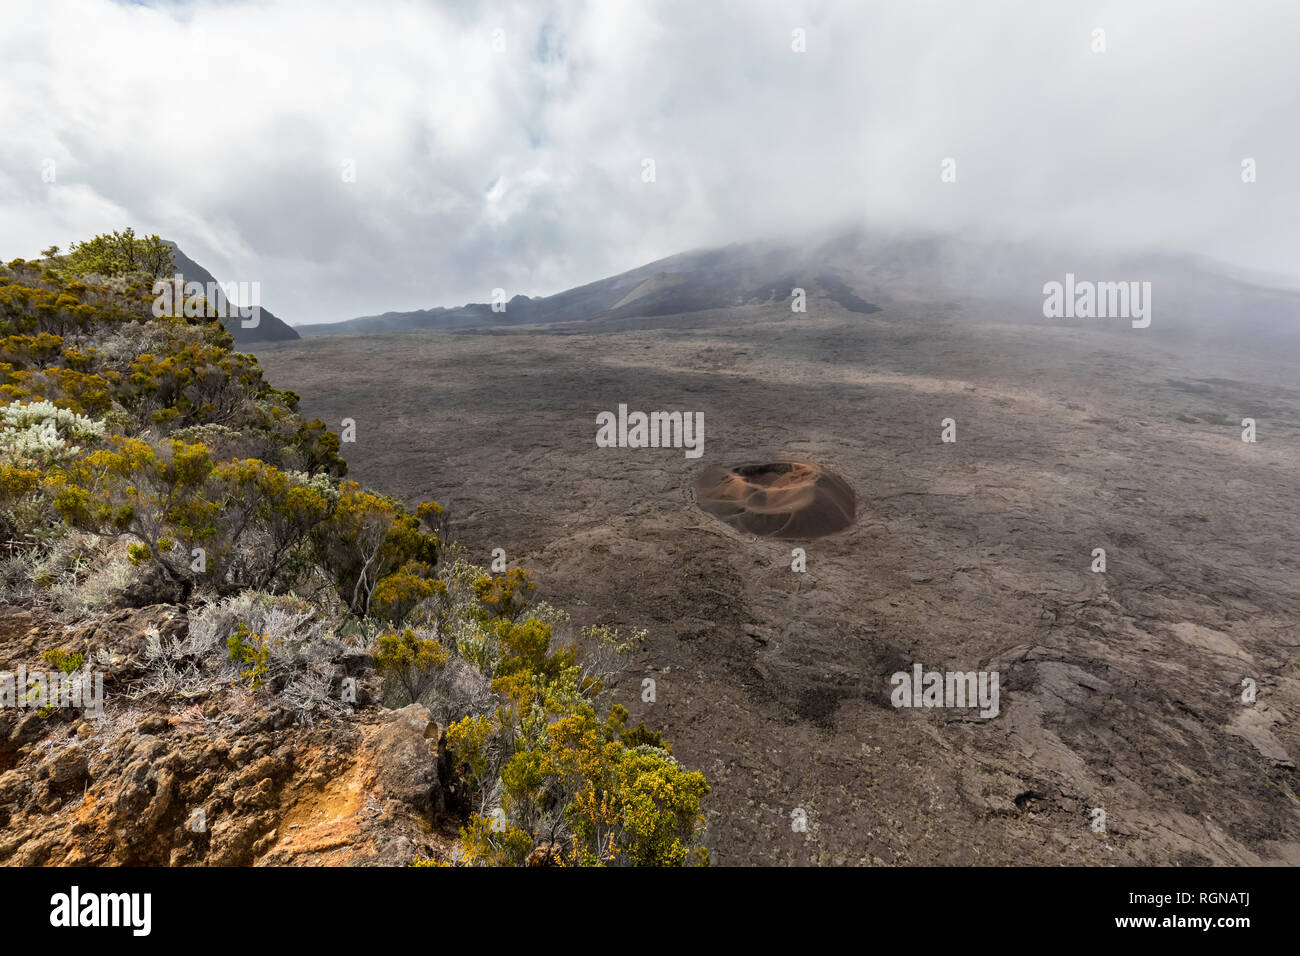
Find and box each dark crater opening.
[733,462,795,480]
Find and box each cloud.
[1,0,1298,322]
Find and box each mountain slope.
[301,231,1300,343]
[165,241,299,344]
[303,237,883,336]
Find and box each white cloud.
[1,0,1298,322]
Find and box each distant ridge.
[302,237,881,336]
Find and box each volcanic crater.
[694,459,857,539]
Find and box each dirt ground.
[256,294,1300,865]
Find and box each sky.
[2,0,1298,324]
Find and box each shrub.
[46,436,219,599]
[42,647,84,674]
[137,591,347,712]
[310,483,440,615]
[373,626,448,704]
[472,567,535,622]
[370,562,442,624]
[459,814,534,867]
[48,437,343,597]
[209,460,338,591]
[0,400,105,467]
[446,713,500,796]
[444,601,709,867]
[227,623,271,689]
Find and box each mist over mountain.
[305,230,1300,345]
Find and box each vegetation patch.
[0,232,708,866]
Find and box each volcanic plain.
[256,287,1300,865]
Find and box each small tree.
[63,229,174,279]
